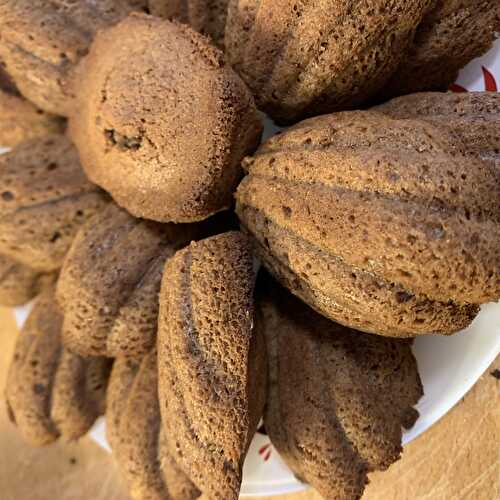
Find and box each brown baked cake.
[225,0,431,123]
[107,349,200,500]
[149,0,229,48]
[375,91,500,169]
[0,135,108,272]
[383,1,500,97]
[0,89,64,148]
[147,0,185,18]
[236,110,500,337]
[0,254,55,307]
[69,14,262,223]
[57,203,205,358]
[5,287,111,446]
[257,276,422,500]
[157,231,267,499]
[0,0,140,115]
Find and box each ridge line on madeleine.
[374,91,500,170]
[241,211,478,337]
[381,1,500,98]
[0,87,65,147]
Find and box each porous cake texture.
[5,288,111,446]
[0,254,55,307]
[237,110,500,337]
[257,276,422,499]
[0,0,141,114]
[375,91,500,169]
[0,88,64,148]
[158,231,266,499]
[69,14,262,223]
[107,350,200,500]
[225,0,431,123]
[57,203,202,358]
[0,135,108,272]
[383,1,500,97]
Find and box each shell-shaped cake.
[236,110,500,337]
[257,277,422,500]
[0,135,108,272]
[375,91,500,168]
[69,14,262,223]
[149,0,229,48]
[0,0,139,114]
[107,350,200,500]
[0,254,55,307]
[0,89,64,148]
[5,288,111,446]
[225,0,431,123]
[157,231,267,499]
[57,203,203,358]
[383,1,500,97]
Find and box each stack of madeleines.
[1,2,499,499]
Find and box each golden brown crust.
[107,351,200,500]
[0,135,109,272]
[0,0,141,114]
[148,0,189,20]
[225,0,431,123]
[149,0,229,48]
[57,203,203,358]
[257,275,422,499]
[236,110,500,337]
[69,14,262,223]
[375,91,500,169]
[157,231,266,499]
[5,287,111,446]
[0,89,64,148]
[383,1,500,97]
[0,254,56,306]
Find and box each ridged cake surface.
[0,254,55,307]
[5,288,111,446]
[107,349,200,500]
[0,135,108,271]
[57,203,202,358]
[0,0,139,114]
[257,277,422,499]
[0,89,64,148]
[225,0,431,123]
[149,0,229,47]
[157,231,266,499]
[383,1,500,97]
[236,110,500,337]
[375,91,500,169]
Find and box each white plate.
[11,37,500,498]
